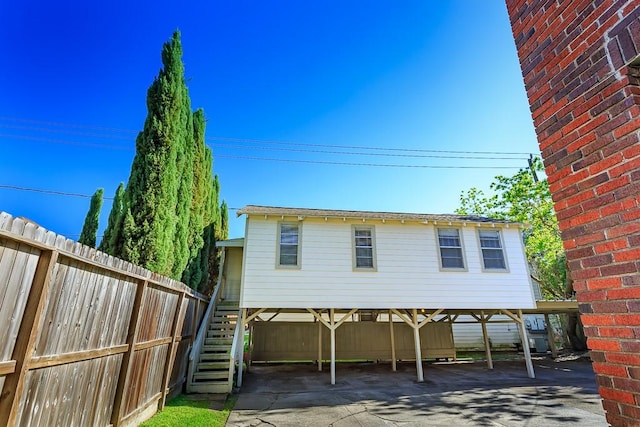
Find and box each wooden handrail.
[189,249,225,362]
[227,309,244,391]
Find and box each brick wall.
[506,0,640,425]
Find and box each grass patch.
[140,395,237,427]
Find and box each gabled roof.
[237,205,521,226]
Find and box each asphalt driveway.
[226,357,606,426]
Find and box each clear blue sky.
[0,1,539,240]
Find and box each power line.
[211,142,528,160]
[209,136,532,156]
[0,184,114,200]
[0,133,530,168]
[0,134,133,151]
[214,154,522,169]
[0,124,134,140]
[0,115,535,156]
[0,184,242,210]
[0,116,137,134]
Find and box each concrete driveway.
[227,357,606,426]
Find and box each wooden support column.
[237,308,247,387]
[517,309,535,379]
[330,309,336,385]
[307,308,356,385]
[412,309,424,383]
[389,310,396,372]
[159,290,187,410]
[318,319,323,372]
[0,249,58,427]
[544,313,558,358]
[480,311,493,370]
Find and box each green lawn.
[140,395,236,427]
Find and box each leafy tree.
[456,157,586,350]
[78,188,104,248]
[99,183,125,255]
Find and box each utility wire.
[0,116,535,156]
[0,133,530,168]
[214,154,522,169]
[211,143,528,160]
[209,136,532,156]
[0,184,114,200]
[0,116,137,134]
[0,124,134,140]
[0,183,242,210]
[0,134,133,151]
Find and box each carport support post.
[237,308,247,387]
[517,309,535,379]
[544,314,558,358]
[480,311,493,370]
[412,309,424,382]
[389,310,396,371]
[330,308,336,385]
[318,319,323,372]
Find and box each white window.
[479,230,506,270]
[277,223,300,268]
[437,228,464,269]
[353,226,376,270]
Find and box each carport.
[235,301,578,386]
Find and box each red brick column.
[506,1,640,425]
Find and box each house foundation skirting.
[236,307,555,385]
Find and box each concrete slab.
[227,358,606,426]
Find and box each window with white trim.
[277,223,300,267]
[479,230,506,270]
[437,228,464,269]
[353,226,376,269]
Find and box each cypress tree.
[99,182,125,255]
[121,30,189,278]
[183,109,208,288]
[219,200,229,241]
[78,188,104,248]
[97,31,226,289]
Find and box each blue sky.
[0,1,539,240]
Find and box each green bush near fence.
[140,395,236,427]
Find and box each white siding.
[241,216,536,309]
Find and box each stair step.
[198,361,229,370]
[203,344,231,352]
[205,337,233,345]
[194,371,229,381]
[216,308,238,312]
[200,353,231,361]
[212,326,236,331]
[211,316,237,322]
[188,382,230,394]
[207,331,233,338]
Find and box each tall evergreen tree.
[99,183,125,254]
[78,188,104,248]
[182,109,209,288]
[98,31,225,290]
[120,30,190,278]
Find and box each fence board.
[0,212,209,427]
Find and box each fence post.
[110,279,147,427]
[0,249,58,427]
[159,290,187,410]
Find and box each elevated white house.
[188,206,576,392]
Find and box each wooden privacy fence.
[0,213,209,427]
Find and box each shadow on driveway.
[227,358,606,426]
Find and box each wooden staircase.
[188,301,240,393]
